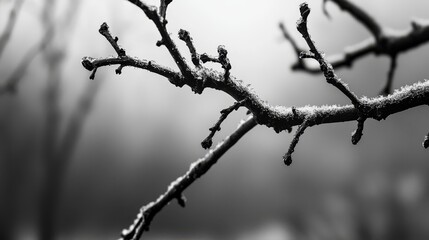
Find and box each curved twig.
[119,116,257,240]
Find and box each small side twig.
[178,29,200,67]
[201,45,232,80]
[119,116,257,240]
[201,99,247,149]
[283,117,312,166]
[296,3,366,113]
[125,0,193,79]
[99,22,126,57]
[381,54,397,96]
[351,116,366,145]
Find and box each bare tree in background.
[0,1,101,240]
[82,0,429,239]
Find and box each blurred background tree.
[1,0,429,240]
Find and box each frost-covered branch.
[82,1,429,239]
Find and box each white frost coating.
[188,158,204,171]
[365,80,429,103]
[236,116,252,130]
[167,176,184,191]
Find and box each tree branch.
[119,116,257,240]
[82,47,429,134]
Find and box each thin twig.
[283,118,311,166]
[119,116,257,240]
[279,22,305,69]
[178,29,200,67]
[296,3,366,112]
[99,23,126,57]
[351,116,366,145]
[201,99,247,149]
[381,55,397,96]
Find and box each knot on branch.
[296,3,310,35]
[81,57,95,71]
[178,29,200,67]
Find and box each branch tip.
[351,117,366,145]
[201,99,247,149]
[423,134,429,149]
[283,119,311,166]
[178,29,200,67]
[176,194,187,208]
[116,65,124,75]
[89,68,98,80]
[81,57,95,71]
[99,22,126,57]
[156,39,164,47]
